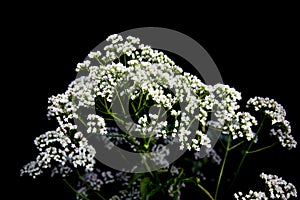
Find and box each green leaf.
[140,177,151,200]
[147,185,161,198]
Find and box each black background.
[5,5,299,200]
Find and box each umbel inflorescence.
[21,34,297,200]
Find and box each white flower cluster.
[22,33,214,180]
[109,176,141,200]
[47,91,78,132]
[194,148,222,165]
[260,172,297,199]
[234,190,268,200]
[247,97,297,149]
[206,84,258,142]
[148,144,170,168]
[20,129,96,178]
[103,34,140,60]
[70,65,108,106]
[210,84,242,126]
[87,114,107,135]
[234,173,297,200]
[76,60,91,72]
[247,97,286,124]
[270,128,296,150]
[133,113,169,139]
[191,130,212,151]
[22,33,297,200]
[223,112,258,141]
[76,169,114,200]
[73,34,218,151]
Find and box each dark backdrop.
[6,7,299,200]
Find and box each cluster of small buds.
[168,182,184,199]
[247,97,297,149]
[260,172,297,199]
[170,165,179,176]
[223,112,258,141]
[20,129,96,178]
[234,173,297,200]
[87,114,107,135]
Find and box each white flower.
[21,129,96,178]
[234,190,267,200]
[234,173,297,199]
[247,97,286,125]
[222,112,257,141]
[106,34,123,44]
[88,51,102,59]
[138,114,148,126]
[260,172,297,199]
[86,114,107,135]
[247,97,297,149]
[76,60,91,72]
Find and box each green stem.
[215,135,231,200]
[140,153,154,177]
[123,54,127,65]
[145,106,162,148]
[95,57,105,66]
[63,179,91,200]
[230,114,267,189]
[196,183,215,200]
[78,115,87,128]
[229,141,245,151]
[247,142,277,154]
[115,87,126,116]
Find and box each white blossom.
[76,169,115,200]
[260,172,297,199]
[86,114,107,135]
[247,97,297,149]
[75,60,91,72]
[234,190,268,200]
[234,173,297,199]
[21,33,297,200]
[88,51,102,59]
[223,112,258,141]
[21,129,96,178]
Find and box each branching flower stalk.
[20,34,297,200]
